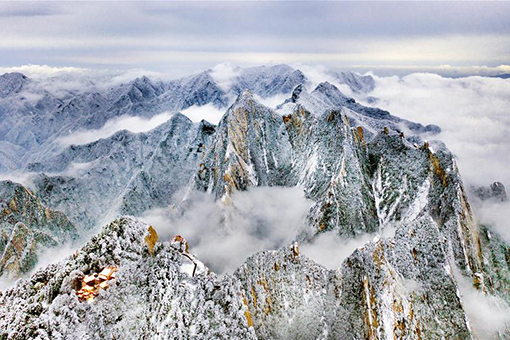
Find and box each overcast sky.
[1,1,510,77]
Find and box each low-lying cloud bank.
[301,226,396,270]
[139,186,313,275]
[56,112,173,146]
[454,267,510,338]
[181,103,226,125]
[473,199,510,245]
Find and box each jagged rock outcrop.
[235,215,475,339]
[195,91,292,200]
[0,214,491,339]
[277,82,441,136]
[472,182,507,202]
[0,65,375,174]
[0,181,77,278]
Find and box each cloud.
[301,226,395,270]
[453,267,510,338]
[349,64,510,77]
[138,186,313,275]
[472,199,510,245]
[0,171,37,190]
[56,112,174,146]
[0,3,61,18]
[2,2,510,72]
[181,103,226,125]
[0,241,82,292]
[0,64,89,78]
[209,63,241,93]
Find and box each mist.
[181,103,226,125]
[139,186,313,275]
[301,226,396,270]
[363,74,510,189]
[56,111,174,146]
[454,267,510,338]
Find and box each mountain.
[0,65,373,173]
[229,64,307,98]
[0,180,77,278]
[26,113,215,229]
[1,211,507,338]
[472,182,507,202]
[330,70,376,93]
[0,73,29,98]
[195,91,292,200]
[493,73,510,79]
[0,217,256,339]
[0,66,509,338]
[277,81,440,137]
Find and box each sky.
[1,1,510,77]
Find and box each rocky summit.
[0,65,509,339]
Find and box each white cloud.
[209,63,241,93]
[253,93,289,110]
[350,64,510,77]
[139,186,313,275]
[453,267,510,338]
[56,112,173,146]
[0,64,90,78]
[181,103,226,125]
[473,199,510,245]
[301,226,395,270]
[0,171,37,190]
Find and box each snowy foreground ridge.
[0,65,509,339]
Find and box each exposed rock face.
[472,181,507,202]
[0,215,494,339]
[195,91,292,200]
[235,215,474,339]
[277,82,441,137]
[0,181,77,278]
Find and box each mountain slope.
[0,180,77,278]
[0,217,256,339]
[27,113,212,229]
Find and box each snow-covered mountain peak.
[231,89,255,106]
[0,72,29,98]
